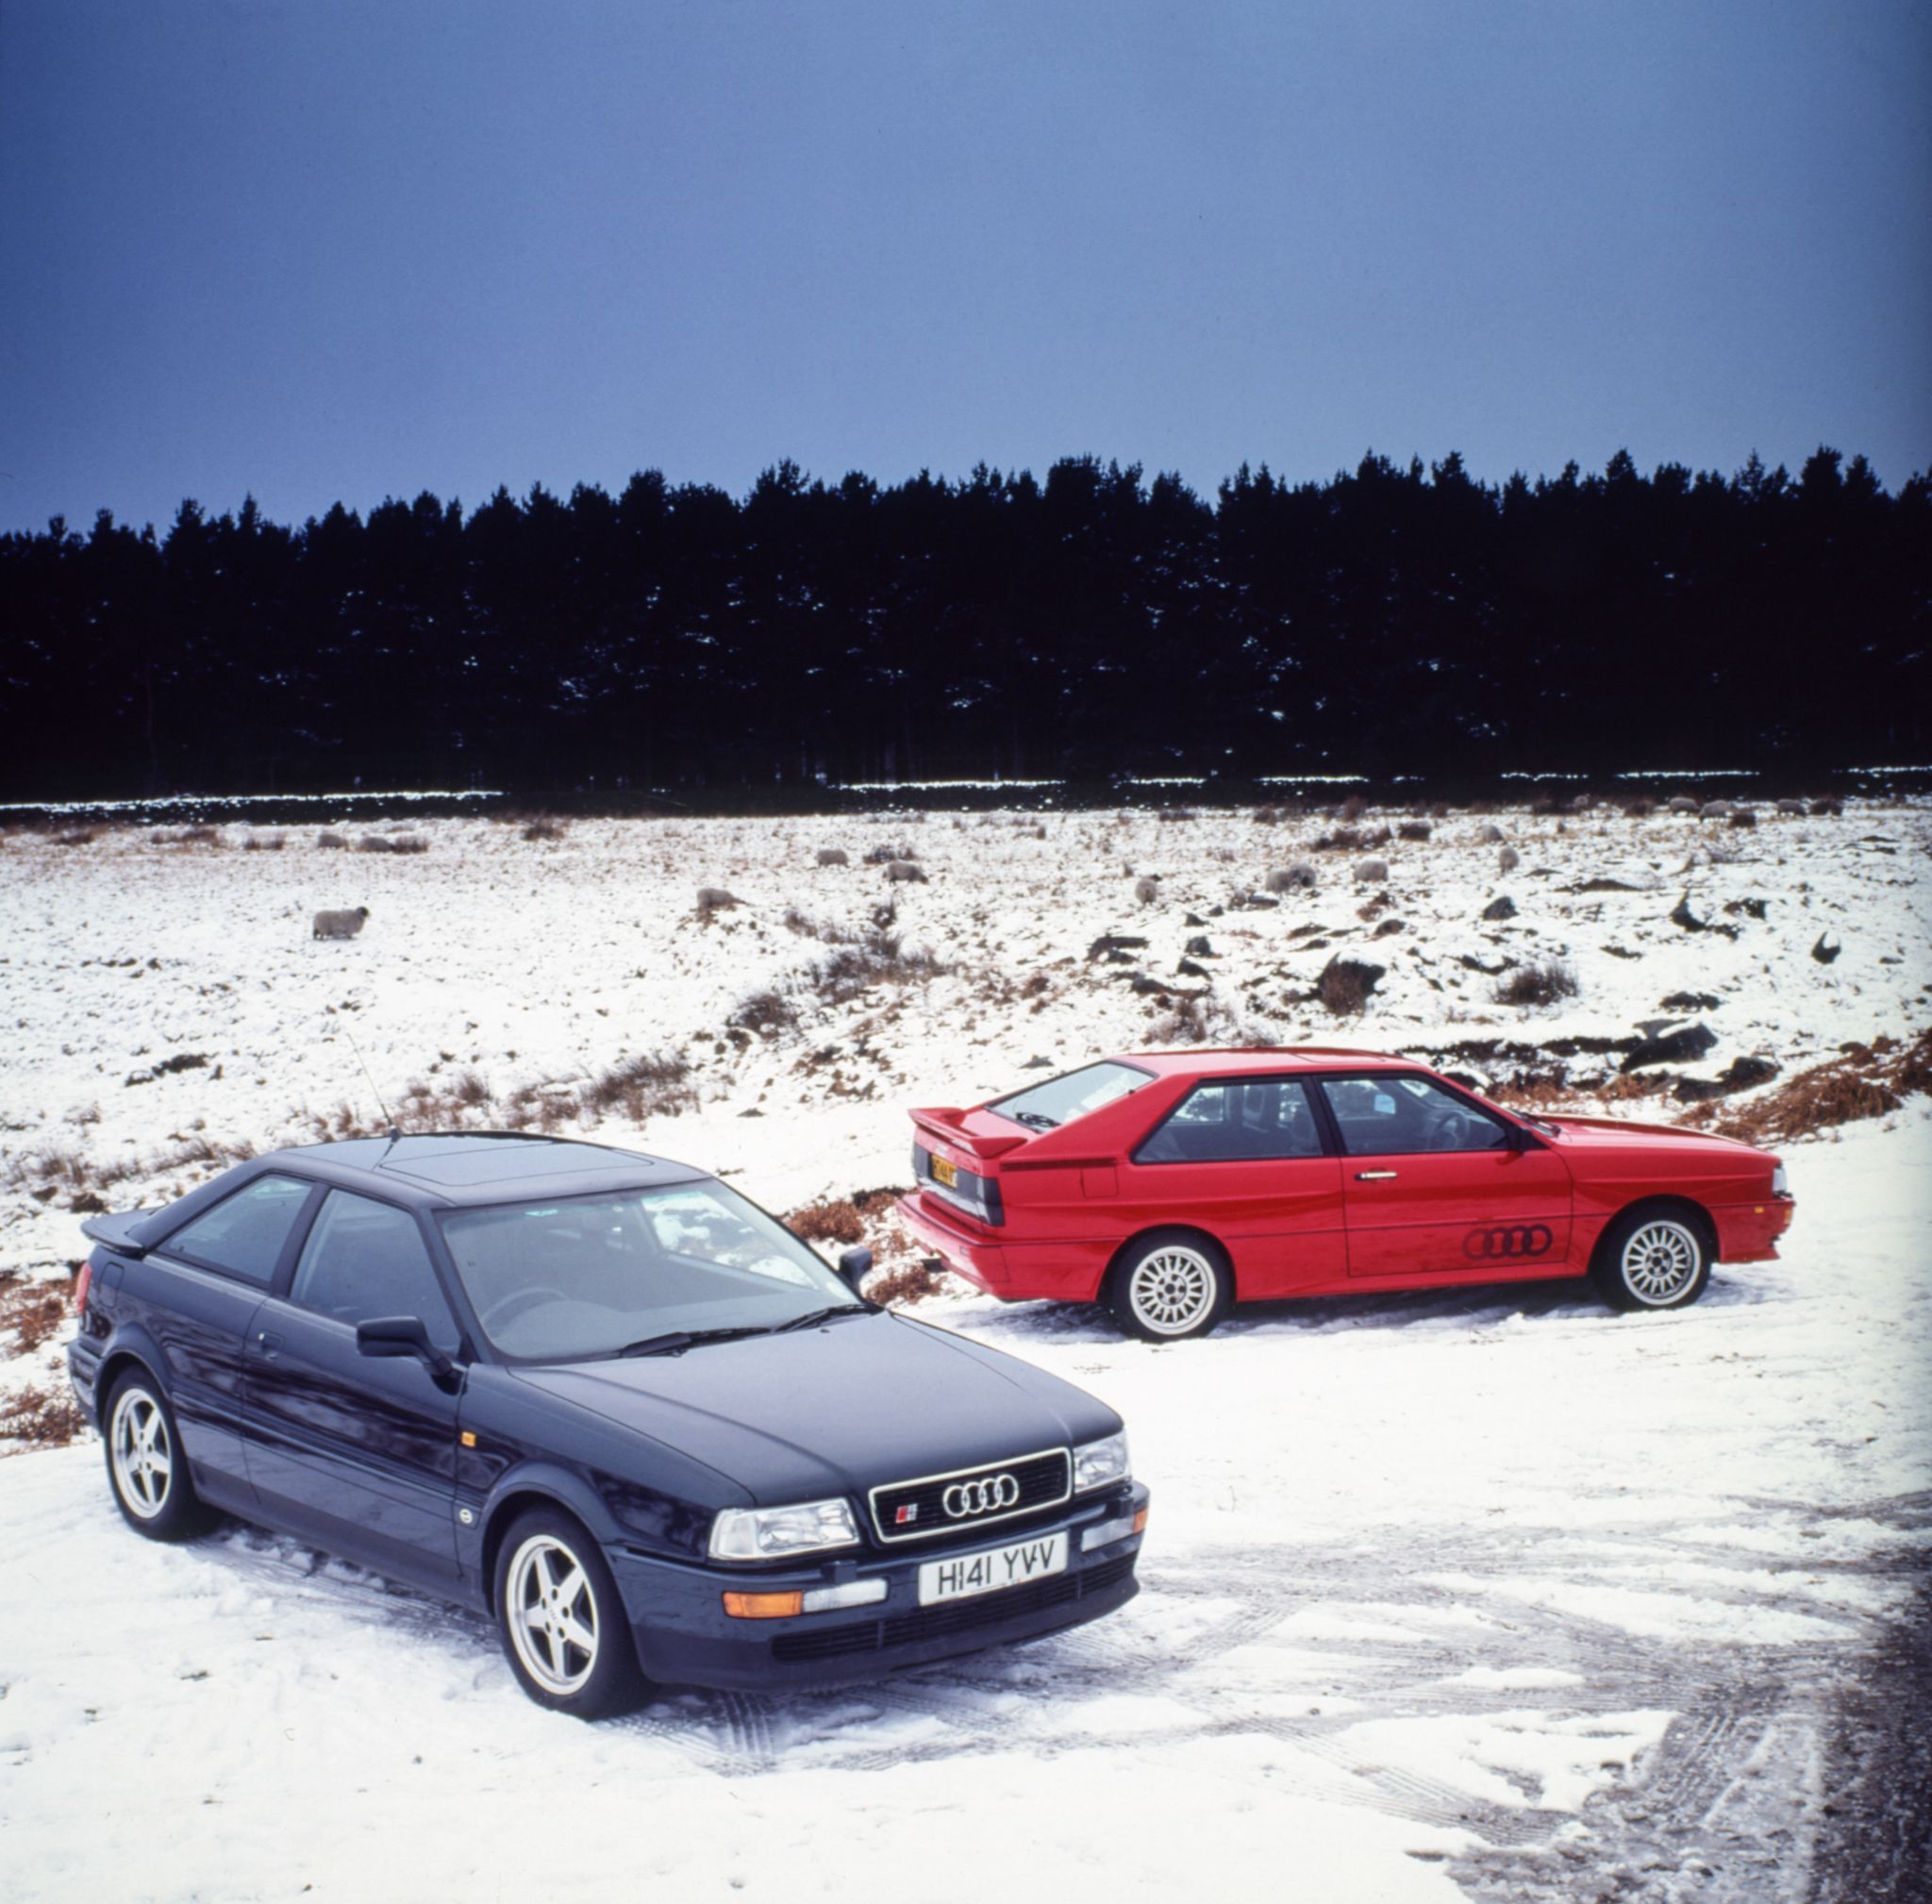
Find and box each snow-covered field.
[2,801,1928,1901]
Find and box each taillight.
[75,1261,93,1316]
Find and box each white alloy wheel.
[1620,1219,1703,1306]
[109,1385,174,1520]
[1127,1245,1219,1336]
[505,1532,602,1696]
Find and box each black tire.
[102,1371,215,1541]
[492,1508,646,1719]
[1108,1229,1235,1341]
[1591,1207,1712,1311]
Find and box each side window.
[1319,1077,1512,1156]
[164,1174,312,1286]
[290,1191,460,1349]
[1136,1079,1325,1163]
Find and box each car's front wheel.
[104,1372,214,1540]
[1108,1231,1233,1341]
[493,1508,646,1718]
[1592,1208,1711,1311]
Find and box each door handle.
[1355,1170,1399,1181]
[254,1329,284,1357]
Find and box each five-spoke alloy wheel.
[492,1509,644,1718]
[1594,1208,1711,1311]
[1109,1230,1233,1341]
[104,1374,212,1540]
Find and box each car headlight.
[709,1497,860,1562]
[1073,1431,1130,1493]
[1772,1163,1790,1196]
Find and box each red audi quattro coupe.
[895,1050,1794,1339]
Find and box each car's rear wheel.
[1592,1208,1711,1311]
[1108,1231,1233,1341]
[493,1508,646,1718]
[104,1373,214,1541]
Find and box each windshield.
[438,1180,858,1361]
[987,1061,1153,1130]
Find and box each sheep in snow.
[1265,863,1316,892]
[1134,876,1159,904]
[1353,858,1389,884]
[815,847,849,866]
[884,860,928,884]
[312,907,370,940]
[1477,822,1506,843]
[1498,844,1521,874]
[696,886,743,912]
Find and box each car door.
[1119,1077,1347,1295]
[242,1188,466,1585]
[137,1171,320,1504]
[1316,1075,1573,1279]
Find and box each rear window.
[162,1173,312,1285]
[987,1061,1153,1130]
[1136,1078,1324,1163]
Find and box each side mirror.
[836,1246,874,1292]
[357,1314,457,1382]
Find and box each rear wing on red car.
[908,1107,1028,1162]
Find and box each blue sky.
[4,0,1927,534]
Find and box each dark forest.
[3,447,1925,800]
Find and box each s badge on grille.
[895,1503,919,1525]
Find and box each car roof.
[1108,1047,1434,1077]
[247,1132,709,1210]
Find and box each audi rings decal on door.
[941,1474,1021,1519]
[1462,1224,1554,1261]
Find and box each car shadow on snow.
[943,1267,1772,1351]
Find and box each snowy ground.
[2,801,1928,1901]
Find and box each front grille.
[772,1553,1138,1663]
[870,1448,1071,1545]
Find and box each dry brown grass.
[1317,956,1385,1014]
[1685,1030,1932,1144]
[578,1051,696,1122]
[0,1382,90,1449]
[0,1271,77,1353]
[1494,960,1580,1008]
[864,1258,949,1306]
[360,833,429,854]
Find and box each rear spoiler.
[79,1211,154,1259]
[909,1107,1028,1163]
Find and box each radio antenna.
[342,1028,399,1141]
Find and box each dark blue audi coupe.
[69,1134,1148,1716]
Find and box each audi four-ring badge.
[67,1134,1148,1717]
[896,1047,1794,1340]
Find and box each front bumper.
[1713,1195,1795,1264]
[608,1479,1149,1690]
[894,1192,1009,1295]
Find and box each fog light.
[801,1578,889,1614]
[722,1590,805,1620]
[1081,1509,1147,1552]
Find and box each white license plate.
[918,1530,1068,1606]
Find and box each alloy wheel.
[109,1387,173,1520]
[505,1532,601,1695]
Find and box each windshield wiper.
[613,1326,773,1359]
[772,1303,873,1333]
[1010,1110,1059,1129]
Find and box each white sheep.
[1353,858,1389,884]
[815,846,849,866]
[1265,863,1316,892]
[884,860,928,884]
[1498,844,1521,874]
[1134,876,1159,904]
[312,907,370,940]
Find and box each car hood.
[1539,1114,1766,1158]
[508,1311,1120,1509]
